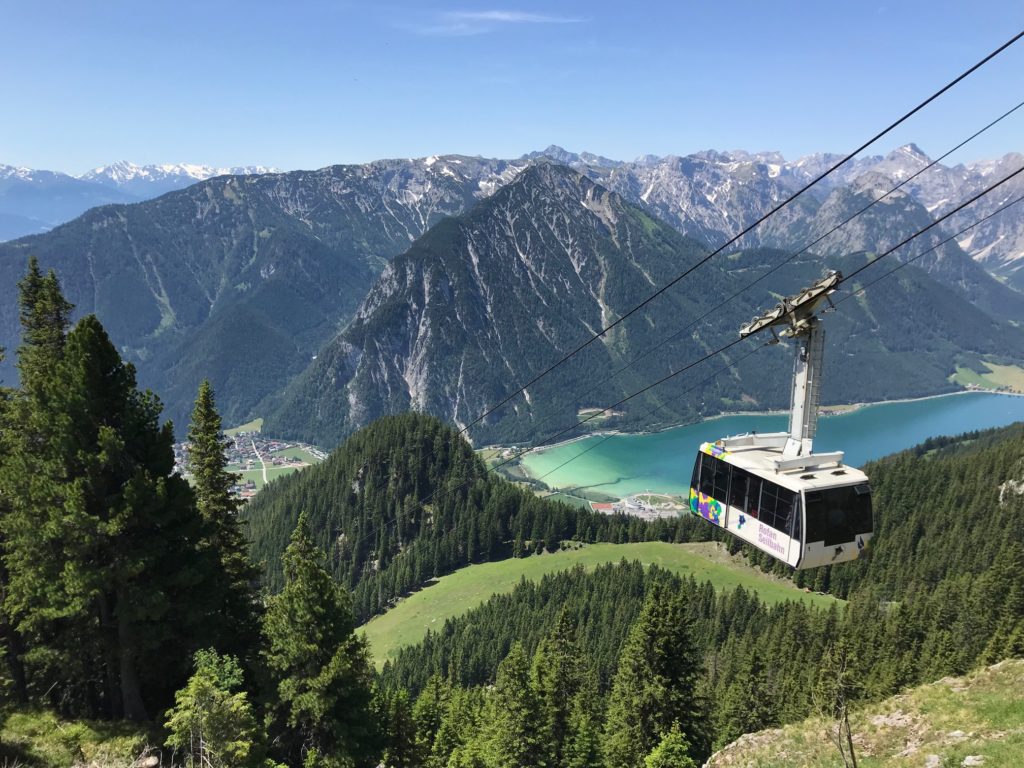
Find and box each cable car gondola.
[688,271,873,569]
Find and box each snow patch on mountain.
[81,161,278,186]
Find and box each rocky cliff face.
[569,144,1024,297]
[4,145,1022,437]
[0,156,526,427]
[267,165,1024,448]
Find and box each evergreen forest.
[0,258,1021,768]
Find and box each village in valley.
[586,492,688,521]
[173,418,325,499]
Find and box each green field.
[230,464,303,491]
[224,417,263,436]
[360,541,840,667]
[228,444,320,493]
[541,491,594,509]
[951,362,1024,392]
[272,446,319,463]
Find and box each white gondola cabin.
[688,434,872,569]
[688,271,874,569]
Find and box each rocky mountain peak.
[893,143,930,162]
[520,145,622,169]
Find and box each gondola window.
[805,484,873,546]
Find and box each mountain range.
[1,145,1023,446]
[0,156,523,428]
[264,163,1024,446]
[6,145,1023,280]
[0,162,274,241]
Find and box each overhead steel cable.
[456,30,1024,438]
[505,97,1024,440]
[527,194,1024,496]
[532,342,773,488]
[474,164,1024,480]
[839,165,1024,285]
[344,166,1024,560]
[418,162,1024,505]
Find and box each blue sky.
[2,1,1022,173]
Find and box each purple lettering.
[757,525,786,555]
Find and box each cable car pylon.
[740,269,842,466]
[689,271,873,569]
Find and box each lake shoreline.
[500,388,1023,462]
[506,389,1024,500]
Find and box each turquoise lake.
[518,392,1024,498]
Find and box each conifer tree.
[0,260,74,707]
[426,686,482,768]
[602,581,708,768]
[14,256,72,397]
[412,674,450,762]
[532,611,585,768]
[564,669,604,768]
[263,512,379,767]
[714,652,778,747]
[981,542,1024,663]
[187,380,260,659]
[380,688,419,768]
[478,642,542,768]
[0,346,28,704]
[643,724,697,768]
[3,311,223,720]
[165,649,261,768]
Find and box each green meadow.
[361,541,840,666]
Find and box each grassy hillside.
[360,541,840,666]
[707,659,1024,767]
[0,709,155,768]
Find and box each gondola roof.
[699,435,869,493]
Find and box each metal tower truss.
[738,271,843,469]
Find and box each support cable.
[508,97,1024,445]
[457,31,1024,437]
[340,166,1024,563]
[401,163,1024,523]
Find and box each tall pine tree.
[532,611,586,768]
[476,642,542,768]
[0,344,29,704]
[4,313,224,719]
[186,380,260,661]
[602,581,708,768]
[0,258,73,708]
[263,512,379,767]
[2,261,230,719]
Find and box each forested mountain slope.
[268,163,1024,448]
[244,412,690,620]
[367,423,1024,766]
[0,156,521,426]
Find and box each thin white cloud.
[447,11,581,24]
[408,9,583,36]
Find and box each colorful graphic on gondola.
[700,441,730,460]
[688,487,724,526]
